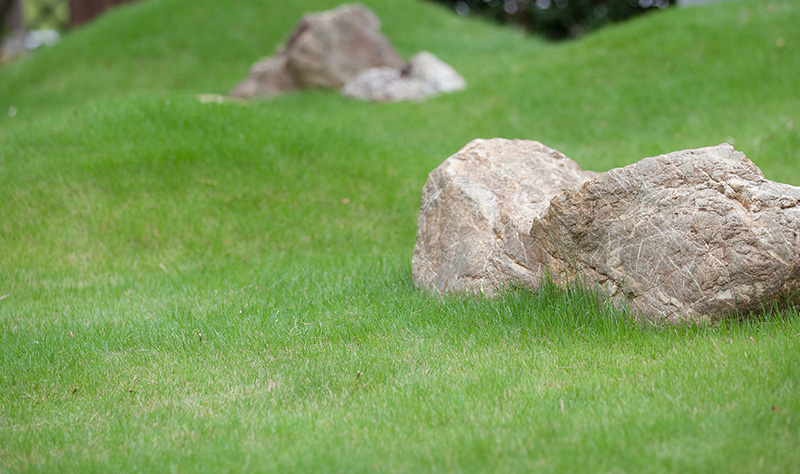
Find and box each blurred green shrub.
[427,0,673,39]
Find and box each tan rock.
[230,4,404,98]
[230,53,297,99]
[526,143,800,323]
[411,138,598,295]
[285,4,404,89]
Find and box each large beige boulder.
[230,4,404,98]
[529,143,800,323]
[411,139,598,295]
[413,140,800,323]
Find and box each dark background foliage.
[0,0,13,36]
[427,0,674,39]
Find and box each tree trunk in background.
[4,0,24,33]
[69,0,138,27]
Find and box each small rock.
[230,54,297,99]
[342,51,466,102]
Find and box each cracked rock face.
[412,139,800,323]
[411,139,598,296]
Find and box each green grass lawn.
[1,0,799,472]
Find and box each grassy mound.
[1,0,799,472]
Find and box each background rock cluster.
[230,4,465,102]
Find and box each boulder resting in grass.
[412,139,800,324]
[411,139,598,297]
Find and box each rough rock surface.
[411,139,598,295]
[342,51,467,102]
[413,140,800,323]
[230,4,404,98]
[528,143,800,323]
